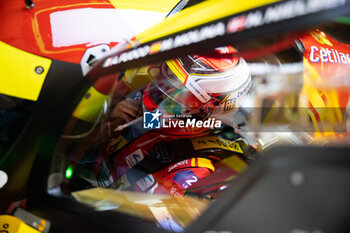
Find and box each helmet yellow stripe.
[165,59,189,84]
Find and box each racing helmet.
[142,46,251,120]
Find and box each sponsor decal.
[169,187,183,198]
[185,77,211,103]
[98,0,347,72]
[125,149,144,168]
[153,22,225,53]
[173,170,199,189]
[310,46,350,64]
[102,22,225,68]
[167,159,190,173]
[103,45,150,67]
[310,31,333,46]
[223,79,251,112]
[192,136,243,153]
[136,174,155,191]
[223,99,236,112]
[227,0,347,34]
[237,79,251,99]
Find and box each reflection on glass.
[0,95,35,157]
[48,23,350,232]
[72,188,209,232]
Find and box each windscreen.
[47,22,350,232]
[0,94,35,159]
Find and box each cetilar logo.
[143,110,162,129]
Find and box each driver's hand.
[92,98,141,144]
[110,98,142,122]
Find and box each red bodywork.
[0,0,132,63]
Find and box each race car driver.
[69,46,258,198]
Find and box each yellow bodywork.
[0,0,180,102]
[109,0,180,12]
[0,215,41,233]
[72,86,110,122]
[0,41,51,101]
[135,0,278,44]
